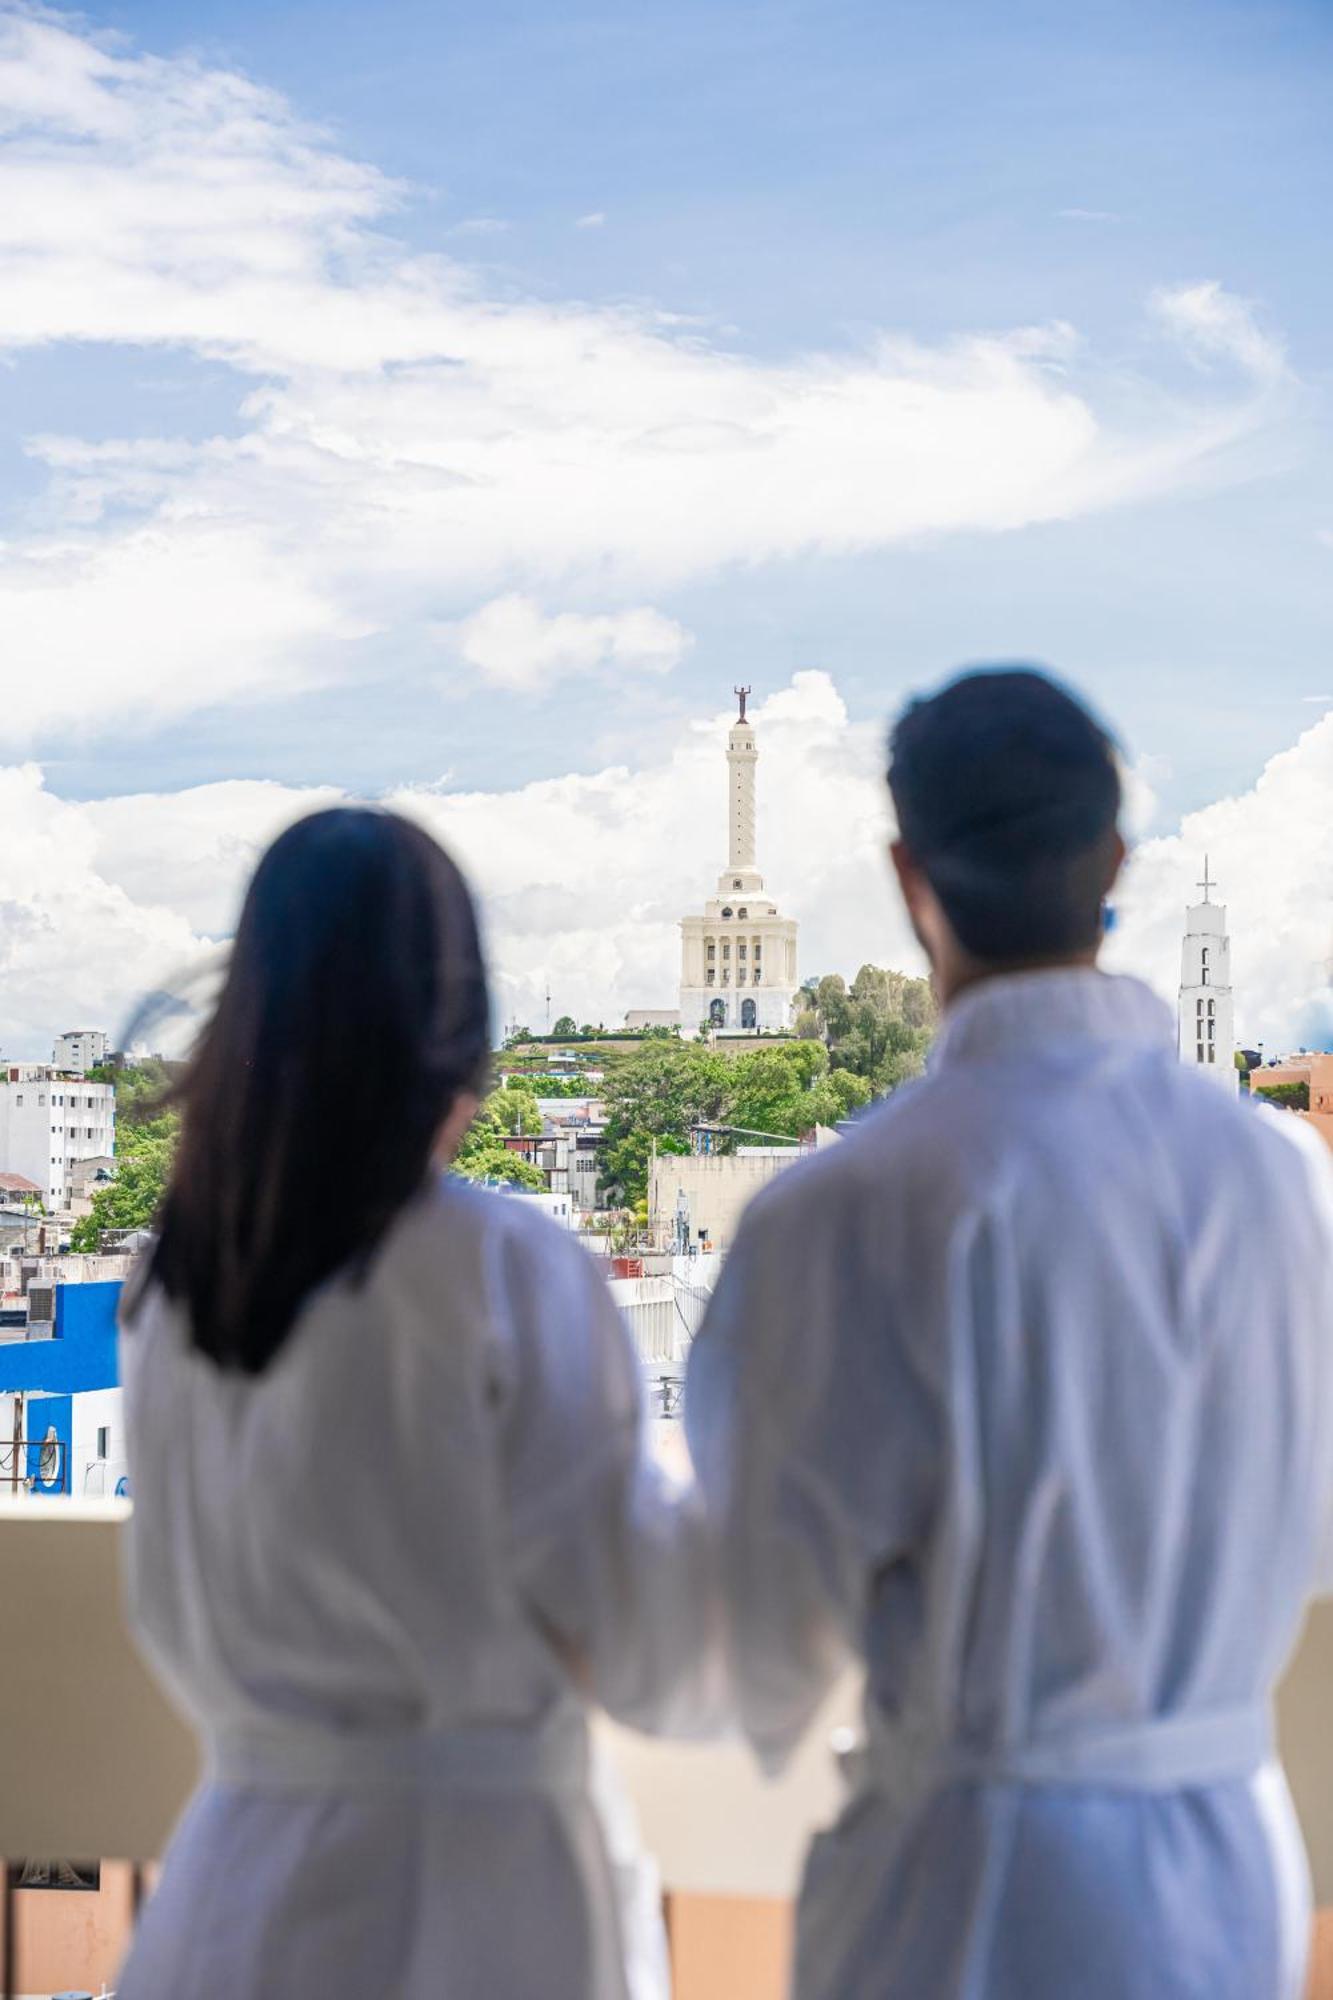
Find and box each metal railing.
[0,1437,69,1495]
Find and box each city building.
[679,689,800,1035]
[0,1278,126,1499]
[1178,859,1237,1090]
[52,1027,109,1074]
[624,1009,682,1032]
[1250,1051,1333,1152]
[0,1066,117,1210]
[648,1130,837,1259]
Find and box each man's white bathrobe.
[687,970,1333,2000]
[117,1179,718,2000]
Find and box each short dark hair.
[136,807,491,1374]
[887,666,1121,962]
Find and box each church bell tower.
[1178,857,1237,1091]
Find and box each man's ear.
[889,837,924,912]
[1104,829,1128,893]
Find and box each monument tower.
[678,689,799,1035]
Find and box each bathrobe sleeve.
[685,1163,941,1774]
[493,1212,726,1738]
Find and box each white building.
[53,1029,109,1075]
[1178,859,1237,1090]
[0,1067,117,1210]
[679,689,800,1035]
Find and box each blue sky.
[0,0,1330,1050]
[4,0,1330,810]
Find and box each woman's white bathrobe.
[117,1178,718,2000]
[687,970,1333,2000]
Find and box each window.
[738,906,748,919]
[705,970,715,985]
[722,941,730,956]
[733,879,742,890]
[720,906,733,919]
[14,1095,21,1107]
[738,941,747,957]
[1197,1042,1204,1061]
[38,1095,46,1106]
[1197,999,1204,1019]
[96,1427,109,1460]
[1207,999,1215,1018]
[737,969,746,984]
[1208,1046,1216,1064]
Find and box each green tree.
[728,1042,872,1139]
[452,1131,547,1189]
[599,1045,731,1203]
[1253,1080,1310,1112]
[452,1083,548,1189]
[70,1115,178,1250]
[552,1016,578,1038]
[89,1056,179,1129]
[486,1085,543,1136]
[799,964,935,1094]
[504,1073,599,1099]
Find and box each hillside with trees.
[71,1059,181,1249]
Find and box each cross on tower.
[734,685,751,723]
[1198,855,1216,904]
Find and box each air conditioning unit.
[26,1283,55,1326]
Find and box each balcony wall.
[4,1504,1333,2000]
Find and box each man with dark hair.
[688,666,1333,1999]
[887,666,1122,966]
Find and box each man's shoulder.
[737,1071,955,1235]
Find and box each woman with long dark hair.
[116,807,717,2000]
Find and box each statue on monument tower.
[734,685,750,723]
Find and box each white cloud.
[451,596,691,690]
[0,674,1327,1060]
[1150,281,1287,385]
[1108,710,1333,1049]
[452,217,510,236]
[1058,208,1119,223]
[0,764,207,1057]
[575,211,606,229]
[0,11,1296,740]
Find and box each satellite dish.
[37,1424,61,1488]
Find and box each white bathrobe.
[117,1178,718,2000]
[687,969,1333,2000]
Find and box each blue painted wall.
[25,1393,72,1494]
[0,1282,122,1395]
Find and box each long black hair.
[134,808,491,1373]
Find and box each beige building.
[649,1132,837,1258]
[679,689,799,1036]
[1251,1051,1333,1153]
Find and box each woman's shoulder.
[410,1175,591,1274]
